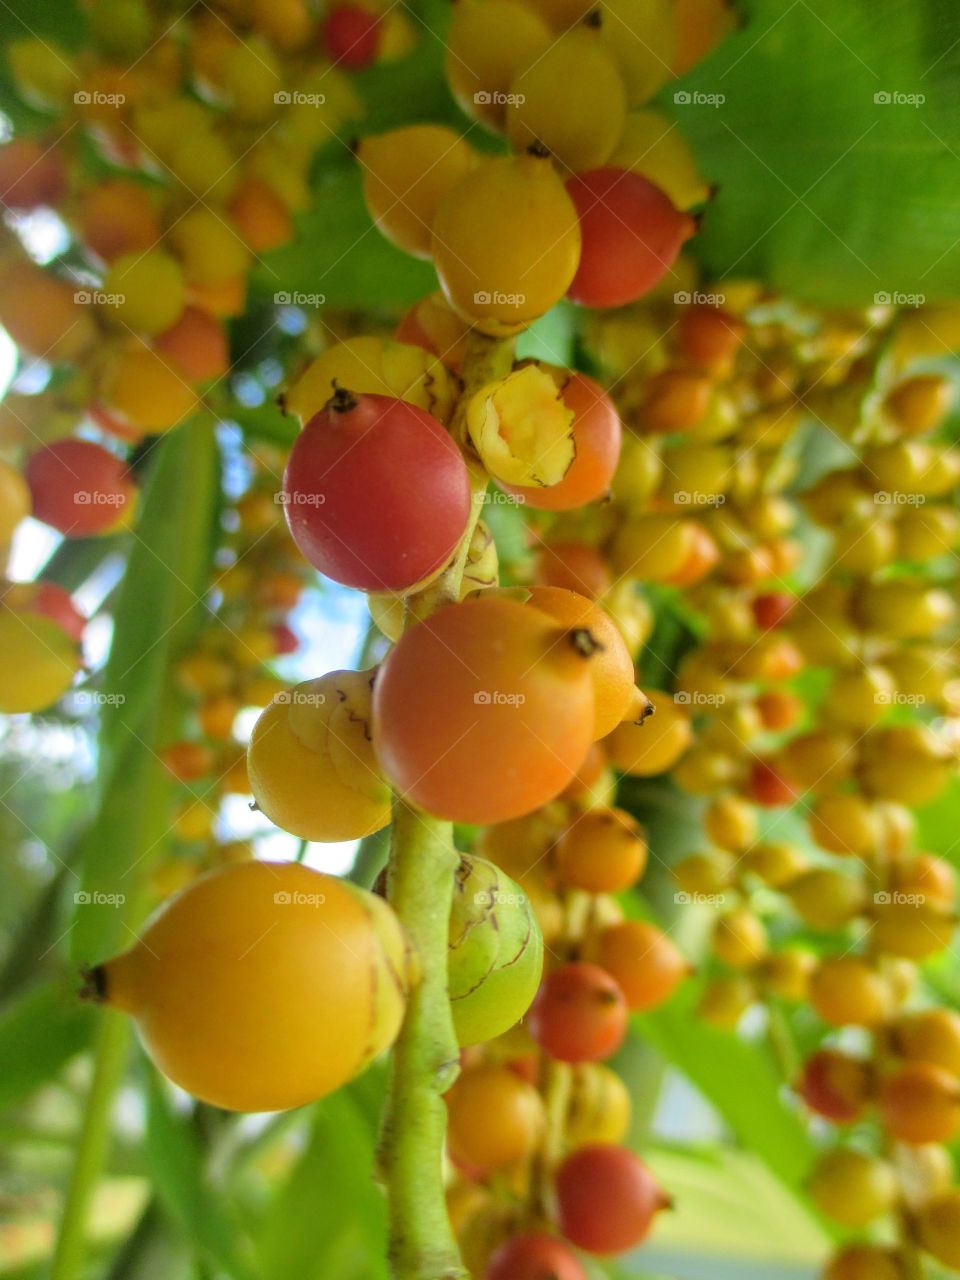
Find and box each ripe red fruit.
[282,390,470,592]
[499,373,622,511]
[528,963,628,1063]
[25,439,133,537]
[797,1049,871,1124]
[749,759,799,807]
[752,591,795,630]
[323,4,381,69]
[272,623,299,655]
[486,1231,586,1280]
[565,169,695,309]
[0,137,66,210]
[555,1144,669,1255]
[26,582,86,643]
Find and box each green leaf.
[0,980,93,1113]
[144,1072,258,1280]
[672,0,960,303]
[72,421,222,964]
[257,1077,388,1280]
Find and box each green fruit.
[448,855,543,1046]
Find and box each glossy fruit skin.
[101,345,200,434]
[594,920,687,1012]
[448,855,544,1046]
[25,440,132,537]
[878,1062,960,1144]
[283,391,470,593]
[506,29,626,172]
[373,597,598,823]
[0,607,80,712]
[323,4,380,68]
[798,1049,871,1124]
[566,169,695,309]
[554,1144,667,1255]
[528,963,628,1063]
[247,671,391,841]
[566,1062,632,1148]
[359,125,476,258]
[485,1232,587,1280]
[500,374,622,512]
[605,689,692,777]
[525,587,634,738]
[556,807,647,894]
[446,1064,544,1172]
[432,154,581,335]
[444,0,551,130]
[93,861,411,1111]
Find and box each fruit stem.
[379,330,515,1280]
[379,800,467,1280]
[49,1012,131,1280]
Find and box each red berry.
[555,1144,669,1255]
[499,373,622,511]
[323,4,381,69]
[528,963,628,1063]
[749,760,799,808]
[28,582,86,643]
[752,591,794,630]
[272,622,299,654]
[565,169,695,309]
[282,390,471,593]
[486,1231,587,1280]
[25,439,133,537]
[797,1049,871,1124]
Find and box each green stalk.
[380,801,466,1280]
[50,1012,131,1280]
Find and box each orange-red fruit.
[524,586,635,738]
[534,541,612,599]
[555,807,647,894]
[227,180,293,252]
[155,307,229,382]
[373,597,598,823]
[797,1049,871,1124]
[594,920,688,1012]
[676,306,745,373]
[749,759,799,807]
[500,373,621,511]
[0,136,65,210]
[76,179,162,263]
[486,1232,586,1280]
[528,963,628,1064]
[554,1144,669,1255]
[25,439,133,536]
[878,1062,960,1144]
